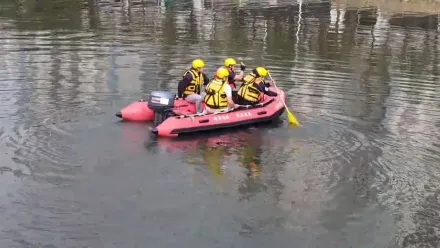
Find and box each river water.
[0,0,439,247]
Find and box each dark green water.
[0,0,440,247]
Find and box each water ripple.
[0,0,439,247]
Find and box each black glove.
[240,64,246,71]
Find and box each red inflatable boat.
[116,98,201,121]
[137,89,286,137]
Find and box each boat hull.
[152,89,287,137]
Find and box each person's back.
[203,67,239,114]
[237,67,277,105]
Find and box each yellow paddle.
[268,72,300,127]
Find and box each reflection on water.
[0,0,440,247]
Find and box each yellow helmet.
[216,67,230,79]
[192,59,205,69]
[224,58,237,67]
[256,67,268,77]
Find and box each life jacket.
[237,73,263,103]
[204,78,228,109]
[183,69,204,97]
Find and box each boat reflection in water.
[145,120,285,193]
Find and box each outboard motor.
[148,91,176,126]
